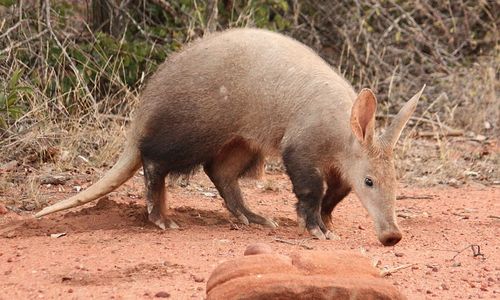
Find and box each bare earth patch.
[0,172,498,299]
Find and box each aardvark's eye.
[364,177,374,187]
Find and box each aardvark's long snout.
[375,217,403,246]
[363,202,403,246]
[378,230,402,246]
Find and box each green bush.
[0,69,32,128]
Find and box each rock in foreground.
[207,244,405,300]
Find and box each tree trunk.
[92,0,120,36]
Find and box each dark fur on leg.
[282,146,331,239]
[204,138,276,227]
[321,168,351,230]
[142,158,178,229]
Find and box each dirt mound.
[0,198,148,238]
[207,244,405,299]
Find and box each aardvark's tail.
[35,140,141,218]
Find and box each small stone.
[480,282,488,291]
[447,178,460,187]
[441,284,449,290]
[67,289,73,293]
[0,160,18,172]
[50,232,67,239]
[426,264,439,272]
[155,291,171,298]
[6,258,13,263]
[5,231,16,238]
[426,290,432,294]
[358,225,365,230]
[0,204,8,215]
[464,171,479,178]
[394,252,404,257]
[193,275,205,283]
[452,262,461,267]
[202,192,217,198]
[244,243,273,256]
[474,134,487,141]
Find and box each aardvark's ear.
[350,88,377,145]
[380,85,425,149]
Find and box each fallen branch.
[417,129,464,138]
[396,194,434,200]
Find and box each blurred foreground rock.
[207,243,405,300]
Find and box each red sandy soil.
[0,172,498,299]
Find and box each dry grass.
[396,137,498,187]
[292,0,498,137]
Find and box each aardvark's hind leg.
[142,158,179,229]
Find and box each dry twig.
[396,194,434,200]
[380,263,415,276]
[274,237,314,250]
[451,244,484,260]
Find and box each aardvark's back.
[134,28,357,172]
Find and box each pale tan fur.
[133,29,357,156]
